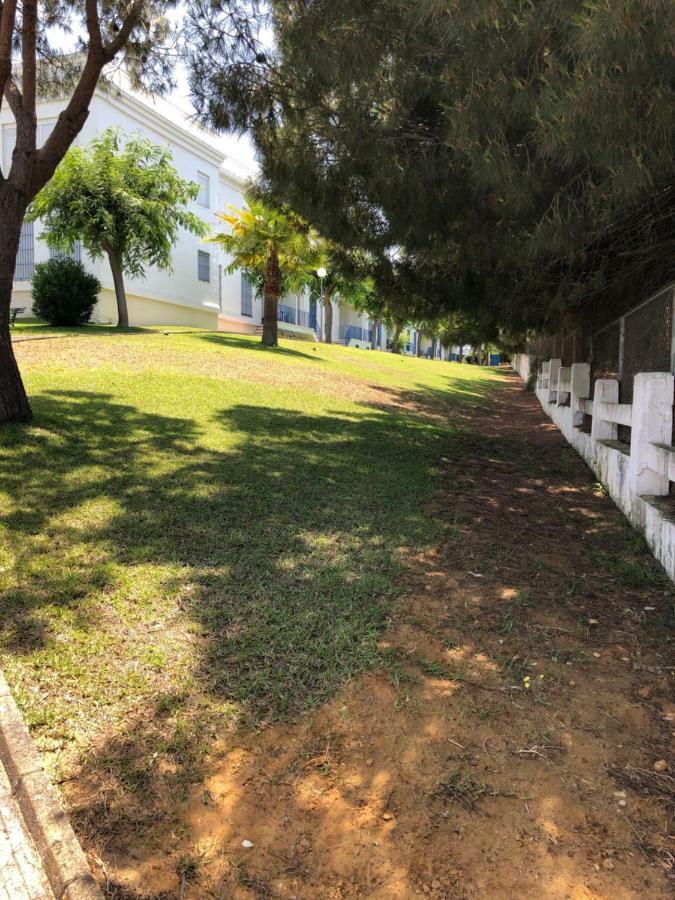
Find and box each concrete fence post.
[571,363,591,427]
[591,379,619,442]
[556,366,571,406]
[629,372,674,496]
[548,359,561,403]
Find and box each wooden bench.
[9,307,25,327]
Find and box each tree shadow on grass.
[192,330,323,362]
[0,386,472,858]
[0,388,461,718]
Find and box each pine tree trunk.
[324,294,333,344]
[0,190,32,424]
[105,247,129,328]
[262,248,280,347]
[370,319,380,349]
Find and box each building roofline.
[0,74,253,189]
[95,80,249,188]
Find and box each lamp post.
[317,266,327,341]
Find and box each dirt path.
[101,374,673,898]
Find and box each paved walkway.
[0,762,53,899]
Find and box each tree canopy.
[187,0,675,339]
[29,129,208,327]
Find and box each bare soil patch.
[71,373,673,898]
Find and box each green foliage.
[28,129,208,279]
[210,197,322,294]
[31,257,101,326]
[187,0,675,336]
[309,247,379,313]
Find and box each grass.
[434,770,495,809]
[1,325,503,806]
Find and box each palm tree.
[211,200,320,346]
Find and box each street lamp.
[317,267,327,340]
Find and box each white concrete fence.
[512,353,675,581]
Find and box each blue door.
[309,300,317,331]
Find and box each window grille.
[198,250,211,282]
[15,222,34,281]
[241,274,254,316]
[49,241,82,263]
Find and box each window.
[38,120,56,146]
[3,119,56,174]
[196,171,210,208]
[49,241,82,263]
[240,274,253,316]
[198,250,211,282]
[15,222,35,281]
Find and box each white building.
[3,77,412,348]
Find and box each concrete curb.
[0,673,102,900]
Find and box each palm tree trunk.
[262,248,280,346]
[323,294,333,344]
[370,318,380,349]
[104,245,129,328]
[0,190,32,423]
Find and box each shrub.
[31,256,101,326]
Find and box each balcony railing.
[340,324,364,342]
[277,304,311,328]
[339,324,377,343]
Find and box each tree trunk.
[370,318,380,349]
[0,189,32,424]
[262,248,280,347]
[324,293,333,344]
[391,321,403,353]
[105,246,129,328]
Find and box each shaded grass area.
[0,331,503,818]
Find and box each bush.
[31,256,101,326]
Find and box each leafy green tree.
[308,248,378,345]
[0,1,178,423]
[211,199,321,346]
[28,129,207,328]
[438,311,499,362]
[339,273,392,351]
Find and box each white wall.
[513,354,675,584]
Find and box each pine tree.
[187,0,674,337]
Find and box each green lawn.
[1,327,503,804]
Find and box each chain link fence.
[527,283,675,444]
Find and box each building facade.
[3,78,417,350]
